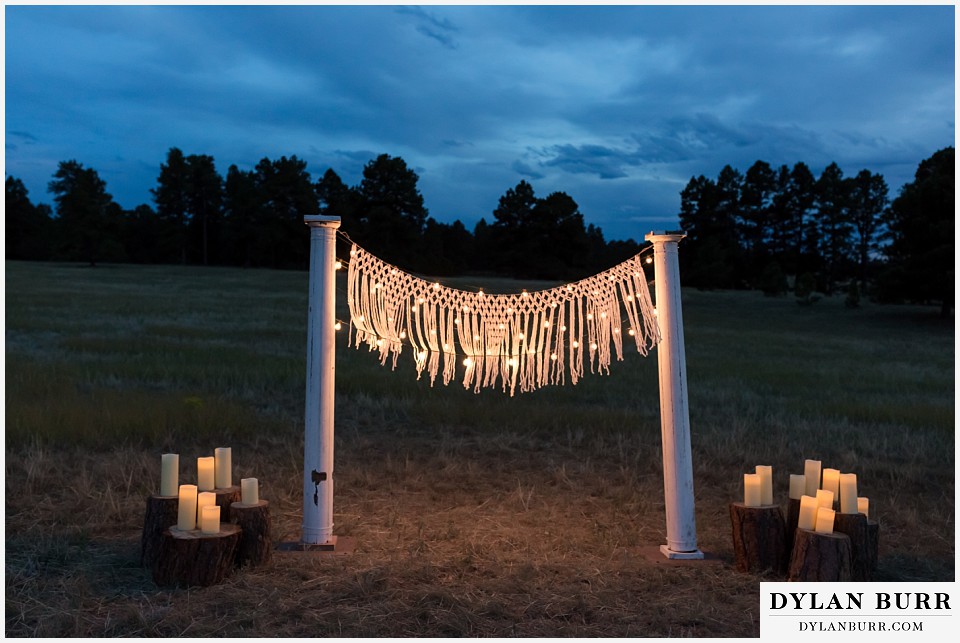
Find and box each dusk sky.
[4,4,955,242]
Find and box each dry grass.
[4,260,954,637]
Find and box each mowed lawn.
[4,259,954,637]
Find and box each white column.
[645,231,703,559]
[303,215,341,545]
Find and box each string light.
[345,241,659,395]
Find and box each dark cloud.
[3,5,953,243]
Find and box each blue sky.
[4,4,955,242]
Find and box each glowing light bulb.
[350,249,356,257]
[645,257,653,264]
[628,329,636,336]
[627,295,634,302]
[417,297,425,304]
[543,321,550,328]
[376,339,384,347]
[418,351,427,360]
[433,282,440,290]
[334,261,342,270]
[600,312,606,318]
[473,334,480,341]
[522,291,529,298]
[572,340,580,348]
[518,333,525,340]
[590,342,598,350]
[587,313,594,320]
[550,353,557,361]
[399,330,407,339]
[507,358,517,367]
[478,290,484,297]
[561,325,567,332]
[454,318,460,325]
[442,343,449,350]
[334,322,342,331]
[357,315,365,322]
[463,357,474,367]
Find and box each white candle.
[798,495,818,530]
[176,484,198,531]
[200,505,220,534]
[744,473,761,507]
[756,465,773,505]
[857,496,869,520]
[215,447,232,489]
[803,459,821,497]
[241,477,259,505]
[822,468,841,498]
[816,488,834,509]
[839,473,858,514]
[197,491,216,526]
[789,474,805,500]
[160,453,179,497]
[815,507,836,534]
[197,456,215,491]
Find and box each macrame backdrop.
[346,243,660,396]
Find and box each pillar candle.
[816,488,834,509]
[241,477,259,505]
[756,465,773,505]
[839,473,858,514]
[176,484,198,531]
[160,453,179,497]
[789,474,805,500]
[857,497,869,520]
[743,473,761,507]
[815,507,836,534]
[798,495,817,530]
[803,459,821,497]
[200,505,220,534]
[822,468,841,498]
[215,447,232,489]
[197,491,216,525]
[197,456,215,491]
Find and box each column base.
[660,544,705,560]
[276,535,356,555]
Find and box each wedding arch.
[298,215,702,560]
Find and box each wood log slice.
[152,524,242,588]
[833,512,871,581]
[230,500,272,567]
[214,486,241,523]
[729,502,788,574]
[788,528,852,582]
[140,495,179,568]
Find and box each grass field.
[4,259,954,637]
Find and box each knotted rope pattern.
[347,243,660,396]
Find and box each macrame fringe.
[346,243,660,396]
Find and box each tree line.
[677,148,953,316]
[5,149,640,281]
[5,146,953,315]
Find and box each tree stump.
[867,520,880,575]
[152,524,242,587]
[788,528,852,582]
[729,502,788,574]
[833,512,872,581]
[214,486,241,523]
[785,498,800,555]
[230,500,272,567]
[140,495,179,568]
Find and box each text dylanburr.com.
[761,582,955,639]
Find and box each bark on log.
[785,498,800,556]
[230,500,272,567]
[867,520,880,575]
[214,486,241,523]
[140,495,179,568]
[788,528,852,582]
[152,524,242,587]
[729,502,788,574]
[833,512,872,581]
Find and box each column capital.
[304,215,341,229]
[644,230,686,245]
